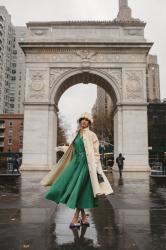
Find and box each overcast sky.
[1,0,166,139]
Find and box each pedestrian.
[40,112,114,228]
[116,153,125,177]
[12,154,20,174]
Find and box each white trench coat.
[40,126,114,197]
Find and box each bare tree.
[57,113,69,145]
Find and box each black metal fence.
[0,152,22,172]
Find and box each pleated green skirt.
[45,132,99,209]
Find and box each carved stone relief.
[49,68,70,88]
[101,68,122,87]
[26,50,146,64]
[49,67,122,92]
[76,50,97,60]
[125,71,143,100]
[29,28,49,36]
[28,70,48,101]
[95,53,145,63]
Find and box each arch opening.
[54,71,117,166]
[52,71,120,109]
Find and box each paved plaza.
[0,171,166,250]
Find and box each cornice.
[19,42,153,54]
[26,20,146,28]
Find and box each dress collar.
[75,126,90,133]
[81,126,90,132]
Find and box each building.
[0,114,24,153]
[0,6,16,113]
[0,6,27,114]
[95,86,113,117]
[147,55,160,103]
[92,86,114,142]
[13,27,26,114]
[148,100,166,164]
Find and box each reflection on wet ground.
[0,170,166,249]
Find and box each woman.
[40,112,114,228]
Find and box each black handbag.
[97,172,104,183]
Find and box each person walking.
[12,155,20,174]
[40,112,114,228]
[116,153,125,177]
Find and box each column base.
[113,165,151,172]
[20,164,52,171]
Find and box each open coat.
[40,126,114,198]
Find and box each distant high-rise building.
[0,6,15,113]
[13,27,26,114]
[147,55,160,103]
[92,86,113,118]
[148,101,166,164]
[92,86,114,141]
[0,6,27,114]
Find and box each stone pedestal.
[20,104,58,171]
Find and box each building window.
[8,138,12,145]
[9,121,13,127]
[8,146,12,152]
[10,97,15,102]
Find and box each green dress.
[45,131,99,209]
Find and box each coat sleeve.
[92,132,100,163]
[92,133,103,174]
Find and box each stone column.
[113,106,123,161]
[20,67,58,170]
[20,104,51,170]
[20,104,58,170]
[47,106,58,168]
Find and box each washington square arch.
[20,0,153,172]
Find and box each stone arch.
[50,68,121,108]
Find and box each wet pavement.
[0,170,166,250]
